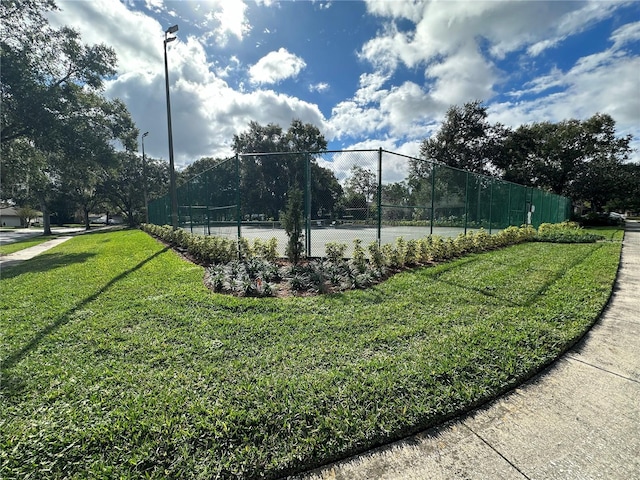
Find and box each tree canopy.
[420,101,508,176]
[418,101,636,212]
[1,0,139,232]
[232,120,342,220]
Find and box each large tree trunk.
[41,201,51,235]
[84,207,91,230]
[128,209,136,227]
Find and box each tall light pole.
[164,24,179,229]
[141,131,149,224]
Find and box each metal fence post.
[205,170,210,235]
[187,181,193,233]
[489,178,493,234]
[236,153,241,245]
[430,163,436,235]
[305,152,312,258]
[507,183,512,226]
[377,148,383,246]
[464,171,469,234]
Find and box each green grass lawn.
[0,229,623,479]
[0,235,57,256]
[581,225,625,241]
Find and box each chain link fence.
[148,149,572,257]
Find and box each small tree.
[281,188,304,264]
[17,206,39,227]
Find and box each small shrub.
[149,222,591,298]
[454,231,477,255]
[405,239,419,266]
[307,262,329,294]
[351,239,367,273]
[367,241,385,269]
[325,242,347,263]
[238,237,251,260]
[207,264,226,292]
[394,237,407,267]
[289,273,309,292]
[282,188,305,265]
[417,236,432,263]
[381,243,396,268]
[429,236,446,262]
[253,238,279,262]
[473,228,493,251]
[443,238,458,259]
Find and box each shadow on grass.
[0,252,96,280]
[429,243,604,309]
[0,247,169,387]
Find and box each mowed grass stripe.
[0,229,622,479]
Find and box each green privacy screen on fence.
[148,149,572,257]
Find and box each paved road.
[292,221,640,480]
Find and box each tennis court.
[149,148,571,258]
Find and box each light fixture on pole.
[164,24,179,229]
[141,131,149,224]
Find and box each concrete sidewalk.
[293,221,640,480]
[0,226,116,270]
[0,236,76,270]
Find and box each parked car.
[580,212,625,226]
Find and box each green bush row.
[143,222,605,270]
[534,221,605,243]
[140,224,279,264]
[142,223,603,297]
[142,223,539,270]
[162,225,535,297]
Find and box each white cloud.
[379,82,439,137]
[496,20,640,140]
[488,48,640,162]
[364,0,426,23]
[249,48,307,84]
[49,0,165,75]
[329,72,389,140]
[330,101,385,141]
[320,137,423,186]
[328,71,441,161]
[203,0,251,46]
[143,0,163,12]
[353,0,639,165]
[425,43,498,106]
[354,72,390,104]
[527,38,564,57]
[611,21,640,49]
[45,0,640,169]
[309,82,330,93]
[358,0,629,111]
[48,0,328,167]
[216,55,241,78]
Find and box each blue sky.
[48,0,640,176]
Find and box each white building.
[0,207,43,227]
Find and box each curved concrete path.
[292,221,640,480]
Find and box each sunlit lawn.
[0,228,622,479]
